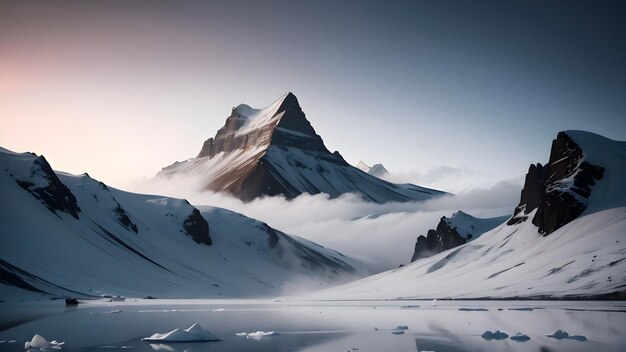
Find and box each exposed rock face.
[411,217,466,262]
[411,211,509,262]
[507,132,605,235]
[182,207,211,246]
[15,155,80,219]
[159,93,445,203]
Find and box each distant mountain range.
[155,93,445,203]
[313,131,626,299]
[0,147,363,299]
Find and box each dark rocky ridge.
[411,216,466,262]
[16,155,81,219]
[507,131,605,235]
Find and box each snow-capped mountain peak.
[156,93,444,203]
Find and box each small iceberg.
[25,334,65,349]
[547,330,587,341]
[509,332,530,342]
[431,299,438,307]
[395,325,409,330]
[481,330,509,340]
[110,295,126,302]
[141,323,220,342]
[547,330,569,340]
[235,331,279,339]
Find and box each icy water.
[0,299,625,352]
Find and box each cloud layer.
[133,176,522,272]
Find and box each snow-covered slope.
[411,211,509,262]
[355,161,390,179]
[155,93,444,203]
[312,131,626,299]
[0,148,363,300]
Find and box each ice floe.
[547,330,587,341]
[235,331,280,339]
[24,334,65,349]
[141,323,219,342]
[509,332,530,342]
[481,330,509,340]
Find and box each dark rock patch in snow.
[182,207,212,246]
[15,155,80,219]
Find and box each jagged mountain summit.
[311,131,626,300]
[355,161,390,179]
[411,211,509,262]
[156,93,445,203]
[0,147,363,299]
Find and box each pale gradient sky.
[1,1,625,193]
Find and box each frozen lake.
[1,299,625,351]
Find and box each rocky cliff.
[507,131,605,235]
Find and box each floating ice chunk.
[396,325,409,330]
[235,331,279,339]
[24,334,65,349]
[431,299,438,307]
[212,308,225,312]
[459,308,488,311]
[102,310,122,314]
[141,323,219,342]
[391,330,405,335]
[272,299,282,302]
[547,330,569,340]
[509,332,530,342]
[547,330,587,341]
[481,330,509,340]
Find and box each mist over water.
[133,176,521,271]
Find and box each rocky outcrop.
[507,132,605,235]
[182,207,211,246]
[411,217,465,262]
[411,211,509,262]
[159,93,445,203]
[15,155,81,219]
